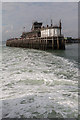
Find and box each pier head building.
[6,20,65,50]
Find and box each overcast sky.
[2,2,78,41]
[1,0,79,2]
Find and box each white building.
[41,27,61,37]
[41,21,62,38]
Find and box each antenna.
[23,27,25,32]
[51,19,53,26]
[59,19,61,27]
[59,19,62,35]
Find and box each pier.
[6,21,65,50]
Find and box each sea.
[0,43,79,119]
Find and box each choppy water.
[1,44,79,118]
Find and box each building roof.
[41,26,60,30]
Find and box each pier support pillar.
[46,38,47,50]
[57,37,59,49]
[52,37,54,49]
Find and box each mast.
[23,27,25,32]
[51,19,53,27]
[59,19,62,35]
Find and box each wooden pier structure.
[6,21,65,50]
[6,36,65,50]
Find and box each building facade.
[41,27,61,37]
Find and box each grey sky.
[1,0,79,2]
[2,2,78,41]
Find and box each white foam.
[1,47,78,118]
